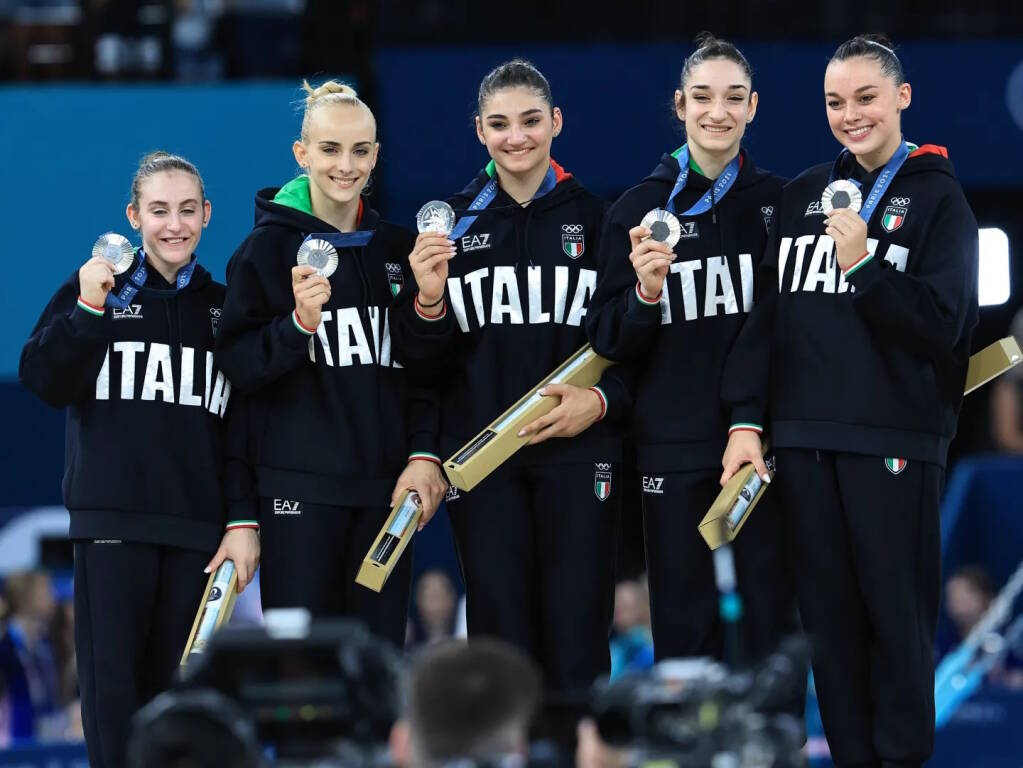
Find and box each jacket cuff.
[414,294,448,322]
[627,283,663,323]
[728,404,765,435]
[844,253,885,291]
[292,309,318,336]
[225,520,259,532]
[407,452,442,465]
[69,302,108,338]
[593,370,630,424]
[588,386,607,421]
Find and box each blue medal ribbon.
[450,162,558,240]
[665,144,741,216]
[311,231,375,249]
[827,139,911,225]
[105,251,200,309]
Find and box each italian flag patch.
[885,457,908,475]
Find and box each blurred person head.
[390,638,541,768]
[294,79,379,215]
[675,33,758,163]
[945,565,995,638]
[475,59,562,187]
[127,688,261,768]
[3,570,56,627]
[825,33,912,172]
[612,580,650,635]
[126,151,211,283]
[413,569,457,642]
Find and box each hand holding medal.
[409,200,457,310]
[630,209,679,300]
[80,233,132,307]
[293,239,334,331]
[822,180,869,271]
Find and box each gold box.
[443,345,612,491]
[355,489,422,592]
[699,337,1023,550]
[180,561,239,667]
[964,336,1022,395]
[699,455,775,550]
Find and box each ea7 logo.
[112,304,143,319]
[461,233,492,253]
[642,476,665,495]
[273,499,302,515]
[444,485,461,503]
[679,221,699,240]
[804,200,825,217]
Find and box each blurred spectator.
[609,578,653,679]
[390,638,541,768]
[0,570,62,743]
[406,569,458,649]
[171,0,224,80]
[990,308,1023,453]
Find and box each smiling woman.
[213,80,446,647]
[720,33,980,768]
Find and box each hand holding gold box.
[180,560,238,667]
[700,336,1023,550]
[355,489,423,592]
[444,344,612,491]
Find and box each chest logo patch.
[562,224,585,259]
[881,197,910,232]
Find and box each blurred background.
[1,1,1021,765]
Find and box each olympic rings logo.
[562,224,584,234]
[889,197,911,207]
[595,462,611,470]
[761,206,774,216]
[209,307,222,318]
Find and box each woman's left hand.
[825,207,869,271]
[390,459,449,530]
[517,384,603,445]
[206,528,260,593]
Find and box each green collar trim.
[272,176,314,216]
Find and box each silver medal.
[92,232,135,275]
[296,238,339,278]
[821,180,862,214]
[640,208,682,250]
[416,200,456,235]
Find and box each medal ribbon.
[309,231,375,249]
[827,139,911,224]
[665,144,741,216]
[106,251,199,308]
[449,161,558,240]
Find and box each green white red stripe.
[635,281,662,306]
[226,520,259,531]
[77,297,105,316]
[728,423,763,435]
[408,452,441,465]
[843,252,873,277]
[588,386,607,421]
[292,310,317,335]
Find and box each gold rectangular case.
[180,562,238,667]
[355,489,423,592]
[443,345,612,491]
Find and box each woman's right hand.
[78,256,116,307]
[628,225,675,300]
[408,232,455,305]
[292,265,331,330]
[720,429,769,487]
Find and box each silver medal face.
[640,208,682,249]
[821,180,862,214]
[416,200,456,235]
[296,238,339,278]
[92,232,135,275]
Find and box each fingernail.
[538,387,546,396]
[761,473,772,483]
[517,429,526,437]
[204,566,211,573]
